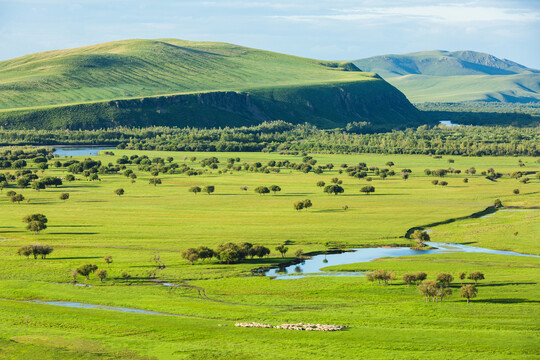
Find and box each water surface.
[53,146,115,157]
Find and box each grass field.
[0,150,538,359]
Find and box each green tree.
[114,188,125,197]
[414,271,427,285]
[17,245,33,259]
[96,269,107,283]
[103,255,113,267]
[76,264,98,280]
[302,199,312,211]
[293,201,304,211]
[418,280,438,302]
[494,199,503,208]
[181,248,199,265]
[458,272,466,285]
[189,186,201,195]
[411,230,430,247]
[149,177,162,186]
[513,188,519,195]
[460,284,477,303]
[402,273,415,288]
[468,271,485,284]
[196,246,214,264]
[203,185,215,195]
[22,214,48,234]
[316,181,325,188]
[11,194,25,204]
[275,245,288,258]
[254,186,270,195]
[360,185,375,195]
[269,185,281,194]
[436,273,454,286]
[295,249,304,258]
[59,193,69,201]
[31,181,45,191]
[324,184,344,195]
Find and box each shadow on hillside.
[53,256,101,260]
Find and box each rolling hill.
[0,39,423,130]
[353,50,540,103]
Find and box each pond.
[28,300,182,316]
[53,145,115,157]
[266,241,539,280]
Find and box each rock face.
[234,322,348,331]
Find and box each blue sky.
[1,0,539,67]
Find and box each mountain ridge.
[0,39,423,130]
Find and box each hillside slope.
[0,39,423,130]
[353,50,540,103]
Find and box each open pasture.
[0,150,538,359]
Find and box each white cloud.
[273,4,540,24]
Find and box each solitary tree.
[275,245,288,258]
[412,230,430,247]
[103,255,113,267]
[513,189,520,195]
[360,185,375,195]
[76,264,98,280]
[316,181,325,188]
[460,284,477,303]
[59,193,70,201]
[22,214,48,234]
[269,185,281,195]
[189,186,201,195]
[468,271,485,284]
[96,269,107,283]
[203,185,215,195]
[114,188,125,197]
[386,161,394,167]
[149,177,162,186]
[494,199,502,208]
[295,249,304,258]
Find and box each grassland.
[0,150,538,359]
[0,39,425,131]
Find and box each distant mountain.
[0,39,423,130]
[353,50,540,103]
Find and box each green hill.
[353,50,540,103]
[0,39,423,130]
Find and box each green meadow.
[0,150,539,359]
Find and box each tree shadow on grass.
[53,256,101,260]
[312,209,346,213]
[476,282,536,287]
[473,298,540,304]
[50,225,98,228]
[48,232,98,235]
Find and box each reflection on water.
[266,241,539,280]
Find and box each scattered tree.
[460,284,477,303]
[11,194,25,204]
[324,184,344,195]
[103,255,113,267]
[189,186,201,195]
[275,245,289,258]
[203,185,215,195]
[295,249,304,258]
[360,185,375,195]
[468,271,485,284]
[293,201,304,211]
[254,186,270,195]
[59,192,69,201]
[269,185,281,195]
[96,269,107,283]
[114,188,125,197]
[76,264,98,280]
[436,273,454,286]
